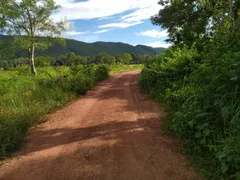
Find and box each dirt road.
[0,71,199,180]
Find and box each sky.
[52,0,170,48]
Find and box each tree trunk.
[232,2,240,31]
[29,43,37,75]
[229,0,239,32]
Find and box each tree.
[35,56,55,67]
[152,0,214,48]
[0,1,7,30]
[0,60,9,70]
[86,56,96,64]
[196,0,240,32]
[58,52,87,66]
[118,53,132,64]
[95,52,106,64]
[96,52,116,65]
[65,52,76,66]
[0,38,16,59]
[131,54,145,64]
[75,56,87,65]
[0,0,66,75]
[152,0,240,48]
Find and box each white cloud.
[53,0,161,20]
[137,30,168,38]
[144,41,172,48]
[52,0,163,29]
[76,35,99,43]
[55,0,75,6]
[94,29,110,34]
[64,29,110,37]
[99,21,143,28]
[65,30,88,36]
[122,5,162,23]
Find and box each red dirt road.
[0,71,199,180]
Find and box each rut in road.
[0,71,200,180]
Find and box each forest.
[139,0,240,179]
[0,51,148,69]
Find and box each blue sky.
[52,0,170,48]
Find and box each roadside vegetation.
[0,62,144,158]
[0,65,109,157]
[0,59,143,158]
[139,1,240,179]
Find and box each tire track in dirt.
[0,71,200,180]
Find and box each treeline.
[140,0,240,179]
[0,52,151,70]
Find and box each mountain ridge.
[0,35,166,59]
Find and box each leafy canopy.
[0,0,66,51]
[152,0,240,49]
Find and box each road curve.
[0,71,199,180]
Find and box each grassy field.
[109,64,144,75]
[0,65,109,157]
[0,64,143,158]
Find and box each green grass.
[109,64,144,75]
[0,64,109,157]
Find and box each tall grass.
[0,64,109,157]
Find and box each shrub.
[139,46,240,179]
[94,64,109,81]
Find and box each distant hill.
[0,35,166,59]
[135,45,165,55]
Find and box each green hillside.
[135,45,165,55]
[0,35,165,59]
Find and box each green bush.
[67,71,93,95]
[139,47,240,179]
[94,64,109,81]
[0,64,109,157]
